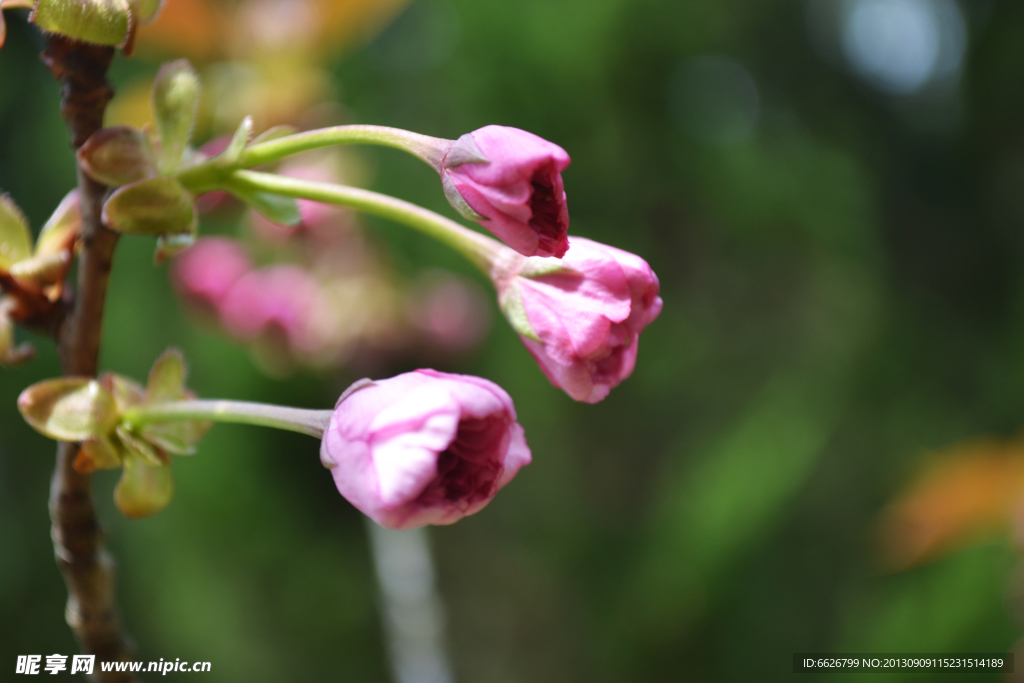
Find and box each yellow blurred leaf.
[878,438,1024,571]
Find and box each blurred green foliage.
[3,0,1024,680]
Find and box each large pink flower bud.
[320,370,532,529]
[496,237,663,404]
[441,125,571,259]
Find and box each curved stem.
[123,400,332,439]
[243,125,449,169]
[223,170,508,274]
[177,125,450,191]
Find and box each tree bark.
[41,35,135,682]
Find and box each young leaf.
[228,187,301,227]
[146,348,186,403]
[0,193,32,270]
[99,371,146,413]
[18,378,119,441]
[8,251,69,286]
[30,0,132,48]
[116,424,166,466]
[77,126,157,187]
[152,60,200,175]
[114,451,173,519]
[102,177,196,236]
[35,190,81,257]
[141,419,211,455]
[75,435,124,473]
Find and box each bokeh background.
[4,0,1024,680]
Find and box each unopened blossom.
[320,370,531,529]
[496,236,662,403]
[441,125,570,258]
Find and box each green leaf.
[151,60,200,174]
[114,451,173,519]
[228,186,301,227]
[8,252,69,286]
[141,419,211,455]
[146,347,186,403]
[18,378,119,441]
[30,0,132,48]
[99,371,146,413]
[77,435,124,472]
[35,190,81,257]
[102,177,196,236]
[0,193,32,270]
[77,126,157,187]
[116,424,166,466]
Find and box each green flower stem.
[123,400,333,439]
[177,125,449,190]
[242,125,449,169]
[224,170,506,274]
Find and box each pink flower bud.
[498,237,663,403]
[442,125,570,258]
[172,237,252,310]
[320,370,532,529]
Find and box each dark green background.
[2,0,1023,680]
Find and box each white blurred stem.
[366,522,455,683]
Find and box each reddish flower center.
[528,162,568,255]
[415,415,507,507]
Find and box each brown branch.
[41,35,135,682]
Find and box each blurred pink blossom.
[320,370,531,529]
[219,264,321,352]
[172,237,253,311]
[409,273,491,353]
